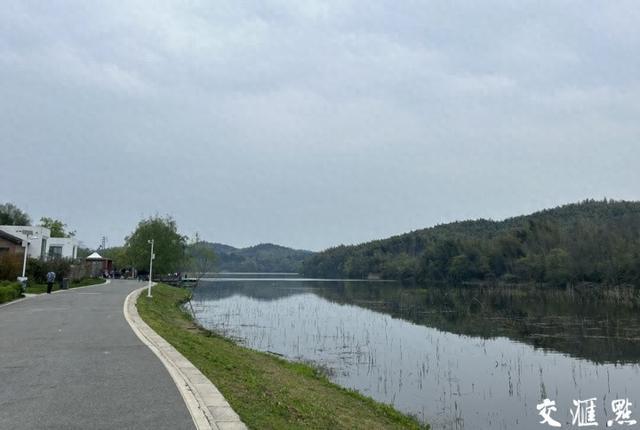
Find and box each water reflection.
[190,279,640,430]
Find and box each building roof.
[0,225,51,238]
[0,229,24,245]
[86,252,105,260]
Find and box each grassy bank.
[137,284,428,430]
[0,281,23,304]
[26,277,106,294]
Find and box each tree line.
[0,203,215,279]
[103,222,312,275]
[100,216,216,277]
[203,242,313,273]
[0,203,76,238]
[302,199,640,286]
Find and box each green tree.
[39,217,75,238]
[75,247,92,259]
[513,255,545,282]
[545,248,572,286]
[0,203,31,225]
[100,246,131,270]
[125,216,187,275]
[448,254,474,281]
[186,236,217,285]
[418,239,460,281]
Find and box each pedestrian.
[46,271,56,294]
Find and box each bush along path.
[25,277,107,294]
[0,281,22,304]
[137,284,429,430]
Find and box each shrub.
[0,253,23,281]
[26,258,72,283]
[0,281,22,304]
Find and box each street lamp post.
[147,239,155,298]
[18,233,38,292]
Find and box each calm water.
[190,277,640,429]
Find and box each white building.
[0,225,79,260]
[0,225,50,259]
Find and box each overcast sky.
[1,1,639,251]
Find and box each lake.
[189,276,640,429]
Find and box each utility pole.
[147,239,154,298]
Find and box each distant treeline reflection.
[196,280,640,364]
[321,282,640,365]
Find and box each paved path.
[0,279,194,430]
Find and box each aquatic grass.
[188,278,640,429]
[137,283,428,430]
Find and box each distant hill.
[207,243,238,255]
[302,199,640,286]
[204,242,314,273]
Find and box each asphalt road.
[0,279,194,430]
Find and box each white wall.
[0,225,50,259]
[47,237,79,259]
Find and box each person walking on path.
[46,271,56,294]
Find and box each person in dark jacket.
[46,271,56,294]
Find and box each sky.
[1,1,639,251]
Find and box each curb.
[123,286,247,430]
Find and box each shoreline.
[137,283,429,430]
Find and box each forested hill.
[205,242,314,273]
[301,200,640,286]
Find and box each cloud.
[0,0,639,250]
